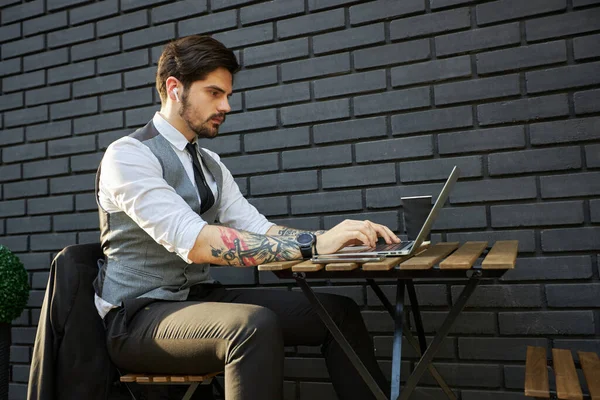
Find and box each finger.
[360,221,378,247]
[373,223,401,244]
[345,230,372,248]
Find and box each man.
[96,35,399,400]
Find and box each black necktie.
[185,142,215,214]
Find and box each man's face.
[178,67,233,139]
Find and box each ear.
[173,87,180,102]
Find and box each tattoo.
[211,227,300,267]
[274,226,327,237]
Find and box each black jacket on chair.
[27,243,115,400]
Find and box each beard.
[178,91,226,139]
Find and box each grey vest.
[94,121,223,306]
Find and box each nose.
[218,97,231,114]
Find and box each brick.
[48,60,95,84]
[592,199,600,222]
[240,0,304,25]
[4,106,48,128]
[308,0,361,11]
[203,135,240,156]
[219,109,277,134]
[492,200,584,228]
[99,129,129,150]
[541,172,600,198]
[23,158,70,179]
[391,8,470,40]
[439,126,525,155]
[251,171,318,196]
[366,283,446,307]
[453,284,543,308]
[420,363,502,388]
[0,23,21,43]
[23,11,68,36]
[283,144,352,170]
[54,211,99,231]
[123,23,175,51]
[48,0,92,10]
[477,0,565,25]
[392,55,471,88]
[532,117,600,145]
[151,0,207,24]
[50,173,96,194]
[462,390,533,400]
[124,67,156,89]
[247,195,288,216]
[490,146,581,176]
[0,128,24,146]
[12,252,52,272]
[72,37,121,62]
[499,311,595,335]
[315,70,386,100]
[355,87,429,116]
[121,0,170,11]
[0,59,21,77]
[233,66,277,90]
[326,210,400,232]
[0,200,25,218]
[3,70,45,93]
[527,62,600,94]
[0,164,21,182]
[433,206,487,230]
[48,24,94,48]
[459,338,548,361]
[26,121,71,142]
[245,127,310,153]
[278,9,344,39]
[574,0,600,5]
[2,142,46,164]
[350,0,425,25]
[24,48,70,73]
[436,22,520,57]
[4,179,48,199]
[355,39,431,70]
[421,311,496,334]
[78,231,99,244]
[70,0,119,25]
[575,89,600,115]
[526,9,600,41]
[281,99,350,126]
[0,236,28,252]
[323,163,396,189]
[30,232,77,251]
[281,53,351,82]
[362,310,394,332]
[7,216,51,234]
[97,10,148,37]
[313,23,385,55]
[401,156,482,183]
[98,50,149,75]
[547,283,600,308]
[246,82,310,109]
[10,345,30,363]
[2,0,44,24]
[28,195,74,215]
[284,357,328,379]
[74,75,122,99]
[0,93,23,112]
[314,116,387,144]
[101,88,153,112]
[438,74,520,105]
[221,153,279,175]
[478,94,568,125]
[588,144,600,168]
[542,227,600,251]
[392,106,473,135]
[292,190,362,215]
[75,193,96,211]
[574,33,600,60]
[48,136,95,157]
[178,10,237,36]
[495,51,571,84]
[125,105,158,127]
[357,136,433,163]
[51,98,97,120]
[451,177,537,204]
[553,340,600,362]
[26,84,71,107]
[244,38,308,66]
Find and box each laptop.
[312,166,460,262]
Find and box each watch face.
[296,232,314,246]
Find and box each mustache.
[208,113,226,122]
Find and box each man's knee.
[317,293,361,320]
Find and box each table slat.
[170,376,189,383]
[361,256,408,271]
[152,376,169,383]
[482,240,518,269]
[325,262,359,271]
[292,260,324,272]
[525,346,550,398]
[553,348,583,400]
[399,242,459,270]
[258,260,303,271]
[188,372,221,382]
[578,351,600,400]
[439,241,488,269]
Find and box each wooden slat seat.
[525,346,550,398]
[578,351,600,400]
[553,348,583,400]
[439,241,487,269]
[400,242,459,270]
[482,240,518,269]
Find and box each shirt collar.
[152,112,195,152]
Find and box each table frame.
[274,267,507,400]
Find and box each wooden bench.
[525,346,600,399]
[120,372,223,400]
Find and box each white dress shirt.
[95,112,274,316]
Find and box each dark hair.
[156,35,239,103]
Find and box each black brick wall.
[0,0,599,399]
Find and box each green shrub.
[0,245,29,324]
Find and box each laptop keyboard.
[373,241,414,251]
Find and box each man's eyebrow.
[205,85,232,96]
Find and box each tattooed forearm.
[211,226,301,267]
[271,225,327,237]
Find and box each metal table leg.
[294,272,388,400]
[391,280,405,400]
[406,281,427,355]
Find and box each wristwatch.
[296,232,317,259]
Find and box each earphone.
[173,87,180,102]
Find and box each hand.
[315,219,401,255]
